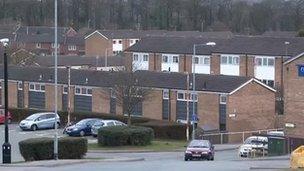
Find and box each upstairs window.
[36,43,41,48]
[133,54,139,61]
[143,55,149,62]
[163,89,169,99]
[75,86,92,96]
[220,94,227,104]
[162,56,168,63]
[255,57,275,67]
[221,55,239,65]
[29,83,45,92]
[172,56,179,63]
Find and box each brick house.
[11,26,84,56]
[0,66,276,142]
[125,36,304,116]
[84,30,233,57]
[283,52,304,138]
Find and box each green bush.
[98,126,154,146]
[136,120,191,140]
[19,137,87,161]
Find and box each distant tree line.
[0,0,304,34]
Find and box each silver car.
[19,112,60,131]
[91,120,126,137]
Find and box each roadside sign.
[298,65,304,77]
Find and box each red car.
[0,109,12,124]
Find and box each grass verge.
[88,139,187,152]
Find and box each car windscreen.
[244,138,266,145]
[188,141,210,148]
[93,121,104,127]
[76,120,89,126]
[25,114,39,121]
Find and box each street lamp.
[192,42,216,140]
[54,0,59,160]
[1,38,11,163]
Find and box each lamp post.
[192,42,216,140]
[54,0,59,160]
[1,38,11,163]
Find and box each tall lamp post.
[54,0,59,160]
[1,38,11,163]
[192,42,216,140]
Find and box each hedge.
[136,120,192,140]
[19,137,87,161]
[98,126,154,146]
[9,108,150,125]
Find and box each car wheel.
[79,131,85,137]
[184,157,188,161]
[31,124,38,131]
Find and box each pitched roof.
[0,66,271,94]
[34,55,124,67]
[14,26,72,35]
[126,36,304,56]
[85,30,234,39]
[262,31,298,38]
[14,34,84,45]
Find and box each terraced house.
[125,36,304,117]
[0,66,275,142]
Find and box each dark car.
[65,118,102,136]
[184,140,215,161]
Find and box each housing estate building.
[0,66,276,142]
[125,36,304,116]
[283,52,304,138]
[11,26,84,56]
[84,30,233,57]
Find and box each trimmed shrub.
[98,126,154,146]
[9,108,150,125]
[136,120,191,140]
[19,137,87,161]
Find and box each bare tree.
[111,71,151,126]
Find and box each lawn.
[88,139,188,152]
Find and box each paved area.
[0,124,65,162]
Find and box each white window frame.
[221,55,239,65]
[36,43,41,48]
[220,94,227,104]
[68,45,77,51]
[74,86,92,96]
[255,57,275,67]
[172,56,179,63]
[133,54,139,61]
[162,55,169,63]
[177,91,198,102]
[143,54,149,62]
[163,89,169,99]
[260,79,275,88]
[18,81,23,90]
[51,43,60,48]
[63,86,68,94]
[29,82,45,92]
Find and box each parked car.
[19,112,60,131]
[184,140,215,161]
[0,109,12,124]
[65,118,102,136]
[239,136,268,157]
[91,120,126,137]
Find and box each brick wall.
[45,84,63,111]
[247,55,255,77]
[8,82,18,108]
[275,57,284,88]
[197,93,220,130]
[184,55,192,73]
[124,52,133,71]
[92,87,110,113]
[284,55,304,138]
[23,82,29,108]
[170,91,177,121]
[143,89,162,120]
[179,55,185,72]
[227,81,275,143]
[149,53,155,71]
[85,33,111,56]
[239,55,247,76]
[210,54,220,75]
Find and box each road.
[0,124,290,171]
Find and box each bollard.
[220,133,223,144]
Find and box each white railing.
[202,128,284,144]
